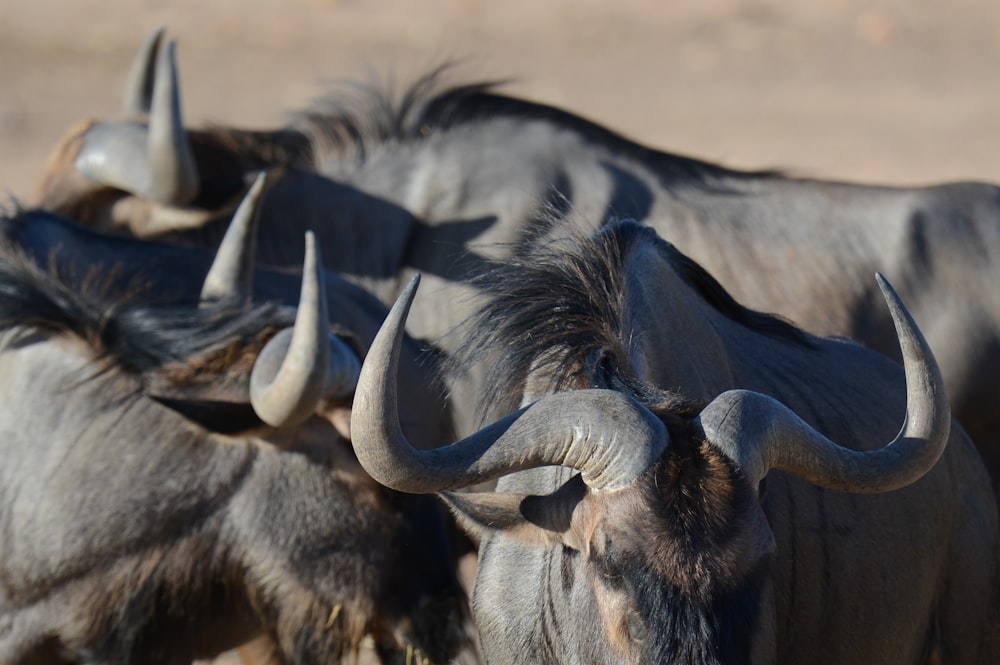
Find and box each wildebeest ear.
[439,474,588,548]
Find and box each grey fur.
[352,222,998,664]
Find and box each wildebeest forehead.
[591,436,771,595]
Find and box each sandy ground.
[2,0,1000,207]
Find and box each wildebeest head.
[33,29,425,283]
[0,192,469,664]
[34,29,314,237]
[346,272,949,664]
[106,173,363,432]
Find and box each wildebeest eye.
[623,608,647,644]
[592,542,627,589]
[598,563,625,588]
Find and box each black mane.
[294,67,782,185]
[628,554,767,665]
[623,432,771,665]
[454,218,812,421]
[0,229,289,377]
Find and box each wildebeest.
[349,220,1000,664]
[0,196,471,664]
[11,175,455,456]
[33,30,1000,484]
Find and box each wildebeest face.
[444,428,775,664]
[350,270,952,664]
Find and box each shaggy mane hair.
[0,235,289,378]
[292,66,783,186]
[454,218,813,421]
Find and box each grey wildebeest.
[34,30,1000,484]
[0,195,471,664]
[348,220,1000,664]
[12,175,456,457]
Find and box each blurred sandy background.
[1,0,999,204]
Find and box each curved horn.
[122,27,165,116]
[147,40,199,205]
[200,172,266,304]
[350,275,668,493]
[699,273,950,493]
[75,39,199,205]
[250,232,360,427]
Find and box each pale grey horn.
[200,172,266,304]
[699,273,950,493]
[147,40,198,205]
[75,39,199,205]
[250,232,360,427]
[122,27,165,116]
[350,274,668,493]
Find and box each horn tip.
[138,27,167,57]
[404,272,421,296]
[229,173,268,233]
[377,274,420,344]
[122,26,168,117]
[249,170,268,192]
[148,26,167,42]
[874,272,903,309]
[392,274,421,316]
[300,231,327,303]
[304,231,319,266]
[156,38,180,78]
